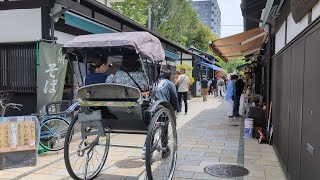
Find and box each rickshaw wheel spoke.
[146,107,178,180]
[64,113,110,180]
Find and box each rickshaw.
[63,32,177,180]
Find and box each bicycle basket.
[45,100,71,116]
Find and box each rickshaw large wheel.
[64,114,110,180]
[145,107,178,180]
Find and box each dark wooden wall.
[271,17,320,180]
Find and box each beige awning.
[209,28,267,62]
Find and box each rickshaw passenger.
[112,52,148,92]
[85,57,109,85]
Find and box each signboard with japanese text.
[0,116,37,153]
[37,42,67,112]
[196,81,202,97]
[291,0,319,23]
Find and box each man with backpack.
[211,77,218,97]
[200,76,209,102]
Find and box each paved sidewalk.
[0,96,286,180]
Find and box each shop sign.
[37,42,67,112]
[0,116,37,153]
[291,0,318,23]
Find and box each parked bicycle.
[0,99,71,151]
[38,100,71,151]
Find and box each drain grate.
[204,164,249,178]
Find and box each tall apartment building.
[191,0,221,37]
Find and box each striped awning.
[209,28,267,62]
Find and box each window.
[0,43,37,92]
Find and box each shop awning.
[197,60,226,72]
[209,28,267,62]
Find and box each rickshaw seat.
[77,84,141,104]
[77,84,147,131]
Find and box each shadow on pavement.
[114,157,144,169]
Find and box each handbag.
[187,91,192,100]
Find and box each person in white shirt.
[175,68,190,115]
[217,77,225,98]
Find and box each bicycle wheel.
[146,107,178,180]
[64,114,110,180]
[40,117,70,151]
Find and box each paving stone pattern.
[0,96,286,180]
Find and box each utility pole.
[148,6,152,30]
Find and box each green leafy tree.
[187,21,218,52]
[112,0,148,25]
[111,0,219,55]
[216,57,246,74]
[152,0,198,47]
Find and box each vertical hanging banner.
[37,42,67,112]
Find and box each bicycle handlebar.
[0,100,23,116]
[6,103,23,111]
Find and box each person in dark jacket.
[200,77,209,102]
[211,78,217,97]
[233,75,244,117]
[85,56,108,85]
[154,69,179,111]
[143,68,177,160]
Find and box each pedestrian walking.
[233,75,244,117]
[217,77,225,98]
[211,77,218,97]
[225,75,238,119]
[200,77,209,102]
[154,69,179,111]
[208,78,213,95]
[176,68,190,115]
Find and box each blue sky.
[193,0,244,37]
[217,0,244,37]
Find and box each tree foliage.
[112,0,148,25]
[216,58,246,74]
[151,0,198,47]
[111,0,243,75]
[186,21,218,52]
[111,0,217,51]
